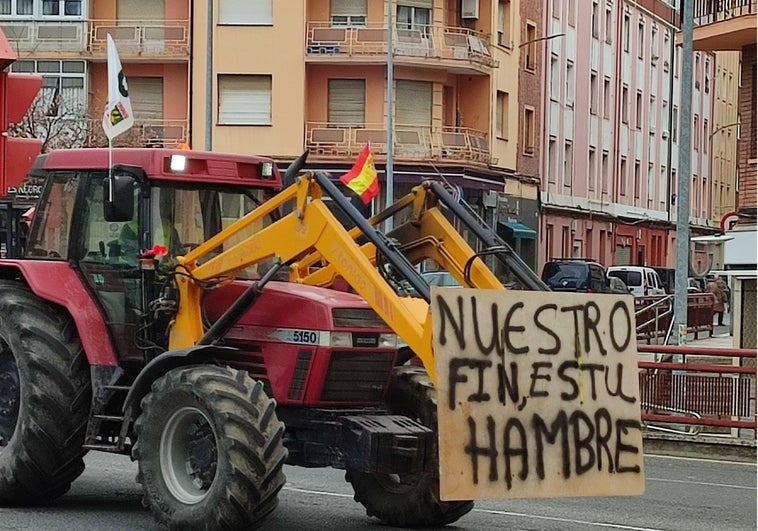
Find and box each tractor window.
[26,171,78,259]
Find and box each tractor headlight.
[329,331,353,347]
[379,333,398,349]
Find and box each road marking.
[645,454,756,467]
[471,508,668,530]
[647,477,756,490]
[284,486,666,530]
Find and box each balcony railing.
[89,19,190,59]
[0,19,190,58]
[693,0,756,25]
[305,123,491,165]
[85,118,188,148]
[305,22,497,71]
[0,20,86,52]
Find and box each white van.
[606,266,666,297]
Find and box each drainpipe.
[204,0,213,151]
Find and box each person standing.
[708,275,728,328]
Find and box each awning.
[498,221,536,240]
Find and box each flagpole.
[385,0,394,230]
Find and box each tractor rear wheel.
[0,281,90,503]
[346,365,474,527]
[133,365,287,530]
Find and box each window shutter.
[396,80,431,126]
[128,77,164,120]
[398,0,433,9]
[219,0,272,24]
[218,75,272,125]
[328,79,365,126]
[330,0,366,15]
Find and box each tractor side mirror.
[103,173,135,222]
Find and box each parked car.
[540,259,612,293]
[606,266,666,297]
[608,276,631,294]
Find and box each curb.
[643,433,756,463]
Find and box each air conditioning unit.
[483,190,498,208]
[462,0,479,19]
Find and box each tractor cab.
[23,148,282,363]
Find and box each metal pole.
[674,0,693,345]
[204,0,213,151]
[385,0,394,229]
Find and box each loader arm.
[169,172,547,382]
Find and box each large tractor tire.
[0,281,90,503]
[346,365,474,527]
[133,365,287,530]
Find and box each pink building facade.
[540,0,715,270]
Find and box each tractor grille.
[288,349,313,401]
[332,308,388,329]
[321,351,395,403]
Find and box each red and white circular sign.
[720,211,739,233]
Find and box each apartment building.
[190,0,542,270]
[0,0,190,153]
[540,0,718,270]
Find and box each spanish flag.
[340,143,379,205]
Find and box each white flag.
[102,33,134,140]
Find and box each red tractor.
[0,147,547,529]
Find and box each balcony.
[305,22,497,74]
[85,118,188,148]
[0,19,189,59]
[89,19,190,60]
[0,20,86,54]
[305,123,491,166]
[689,0,756,51]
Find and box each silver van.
[606,266,666,297]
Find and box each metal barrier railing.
[637,344,756,433]
[635,293,717,343]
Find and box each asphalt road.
[0,450,754,531]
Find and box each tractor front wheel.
[133,365,287,530]
[346,366,474,527]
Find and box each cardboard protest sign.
[432,288,645,500]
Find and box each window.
[219,0,273,25]
[523,107,535,155]
[660,165,667,205]
[605,5,613,43]
[622,85,629,123]
[218,75,272,125]
[635,90,642,129]
[524,22,536,71]
[623,14,630,52]
[563,141,573,188]
[672,106,678,142]
[497,0,511,47]
[591,1,599,38]
[602,151,609,193]
[703,119,708,153]
[550,54,559,101]
[694,114,700,150]
[552,0,561,19]
[548,137,557,183]
[567,0,576,26]
[10,60,86,116]
[662,100,668,136]
[0,0,80,16]
[397,1,431,33]
[496,91,509,139]
[638,20,644,59]
[42,0,80,16]
[647,163,654,204]
[603,78,610,119]
[590,72,598,115]
[634,161,640,198]
[566,61,575,106]
[588,148,596,191]
[331,0,367,27]
[620,156,627,196]
[651,26,658,59]
[328,79,365,126]
[649,96,656,131]
[695,54,701,89]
